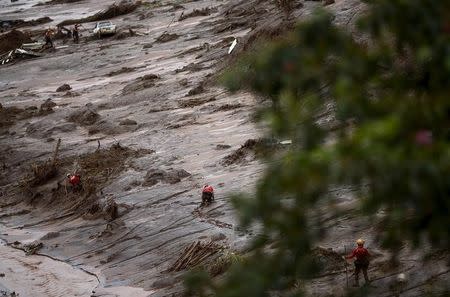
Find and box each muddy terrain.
[0,0,448,296]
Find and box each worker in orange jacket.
[66,173,82,192]
[201,184,214,206]
[345,238,371,286]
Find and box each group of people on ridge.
[43,23,82,49]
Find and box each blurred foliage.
[187,0,449,296]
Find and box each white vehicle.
[93,21,117,37]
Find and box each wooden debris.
[169,241,222,272]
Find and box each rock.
[142,168,191,187]
[121,75,159,94]
[40,232,60,240]
[142,43,153,49]
[216,144,231,150]
[211,233,227,242]
[56,84,71,92]
[119,119,137,126]
[40,99,56,111]
[323,0,335,5]
[155,33,179,43]
[68,105,100,126]
[0,273,5,277]
[179,78,188,86]
[186,84,205,96]
[142,74,159,80]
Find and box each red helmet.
[202,185,214,193]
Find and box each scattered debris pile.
[142,168,191,187]
[213,103,244,112]
[312,246,346,273]
[0,17,52,31]
[0,30,32,54]
[179,7,218,21]
[20,241,44,256]
[186,84,205,96]
[169,241,222,272]
[21,141,153,217]
[58,1,142,26]
[1,48,41,65]
[155,33,179,43]
[221,138,264,166]
[209,250,243,276]
[24,139,61,187]
[122,74,159,94]
[178,96,215,108]
[107,66,139,77]
[0,30,43,65]
[83,197,123,221]
[67,104,100,126]
[75,143,153,188]
[0,103,53,129]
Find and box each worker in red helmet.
[66,173,82,192]
[201,184,214,206]
[344,238,371,286]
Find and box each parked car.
[93,21,116,37]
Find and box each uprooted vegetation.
[21,141,153,218]
[178,96,216,108]
[58,0,142,26]
[0,30,32,54]
[221,138,264,166]
[121,74,159,94]
[168,241,224,272]
[168,240,244,278]
[0,17,52,31]
[155,32,179,43]
[0,102,55,130]
[179,7,218,21]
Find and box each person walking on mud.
[344,238,371,286]
[201,184,214,206]
[72,24,82,43]
[44,28,55,48]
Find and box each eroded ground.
[0,1,448,296]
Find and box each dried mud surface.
[0,1,448,297]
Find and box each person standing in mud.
[344,238,371,286]
[66,173,82,192]
[44,28,55,48]
[72,24,82,43]
[201,184,214,206]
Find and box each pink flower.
[414,129,433,146]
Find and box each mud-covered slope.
[0,1,448,297]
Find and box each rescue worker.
[44,28,54,48]
[201,184,214,206]
[72,24,81,43]
[344,238,371,286]
[66,173,82,192]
